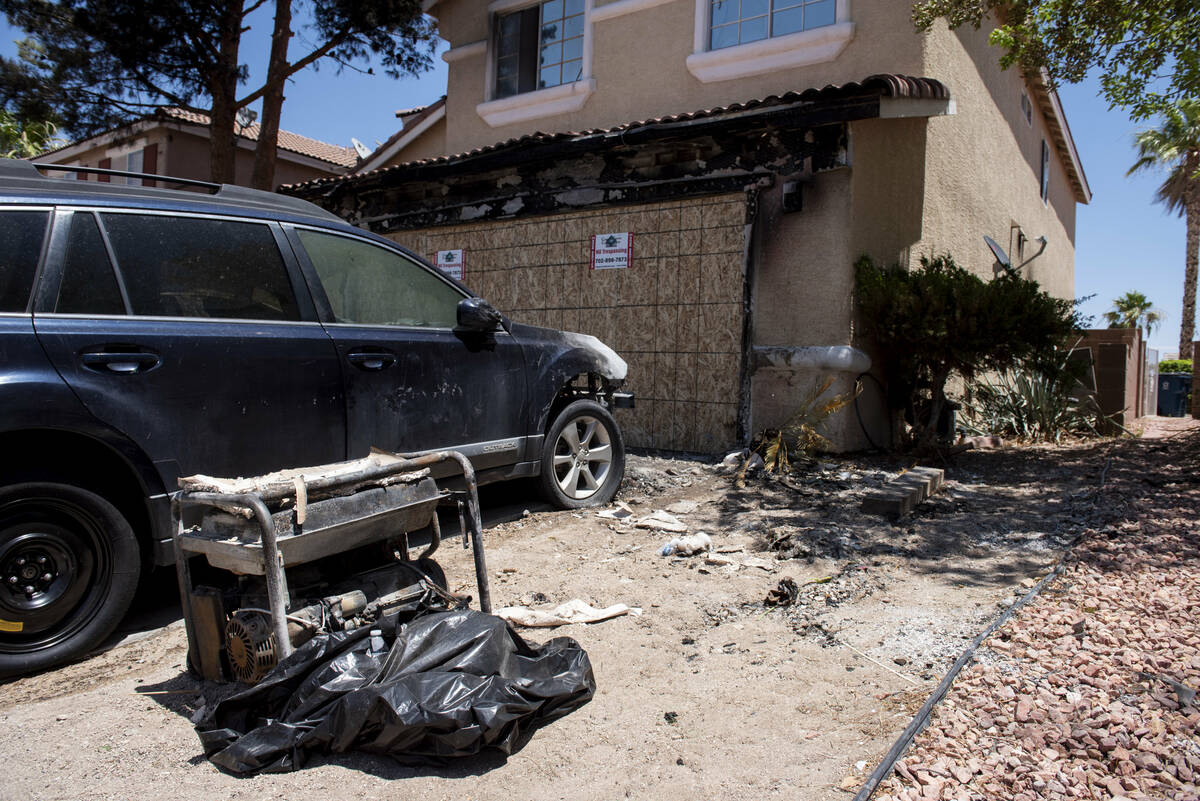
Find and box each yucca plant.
[960,349,1111,442]
[736,377,860,487]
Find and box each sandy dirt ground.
[2,421,1189,801]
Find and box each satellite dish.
[351,138,373,159]
[235,108,258,130]
[984,235,1011,272]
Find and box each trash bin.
[1157,372,1193,417]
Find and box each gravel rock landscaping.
[875,423,1200,801]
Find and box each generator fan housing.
[225,611,277,684]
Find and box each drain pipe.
[851,561,1068,801]
[752,345,871,374]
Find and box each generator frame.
[171,450,491,673]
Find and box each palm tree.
[1103,290,1163,340]
[1128,99,1200,359]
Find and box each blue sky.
[1,14,1189,357]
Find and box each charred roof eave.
[282,74,951,202]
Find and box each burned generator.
[171,450,490,684]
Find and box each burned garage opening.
[285,75,953,454]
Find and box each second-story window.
[495,0,585,99]
[1040,140,1051,203]
[710,0,835,50]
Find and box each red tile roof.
[287,74,949,191]
[158,108,357,168]
[38,107,358,169]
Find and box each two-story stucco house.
[287,0,1090,454]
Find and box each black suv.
[0,159,631,675]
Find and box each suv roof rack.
[29,162,220,190]
[0,159,343,222]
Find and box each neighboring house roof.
[39,107,358,170]
[356,96,447,174]
[159,108,358,168]
[294,74,951,192]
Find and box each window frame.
[1040,139,1051,204]
[687,0,853,83]
[53,210,132,317]
[283,223,473,332]
[493,0,586,100]
[477,0,596,128]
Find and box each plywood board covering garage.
[389,194,747,452]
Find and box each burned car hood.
[506,322,628,383]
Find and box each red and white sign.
[590,232,633,271]
[436,249,465,281]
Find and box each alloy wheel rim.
[552,416,613,500]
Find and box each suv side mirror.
[456,297,503,332]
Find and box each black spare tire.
[0,483,140,677]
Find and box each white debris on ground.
[493,599,641,628]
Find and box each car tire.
[0,483,141,677]
[538,399,626,509]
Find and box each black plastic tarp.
[195,610,595,775]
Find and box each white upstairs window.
[688,0,853,83]
[708,0,836,50]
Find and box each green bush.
[1159,358,1193,374]
[855,253,1083,449]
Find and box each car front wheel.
[0,483,140,677]
[539,400,625,509]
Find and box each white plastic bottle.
[660,532,713,556]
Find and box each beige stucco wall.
[388,116,449,163]
[373,115,450,170]
[434,0,925,155]
[847,117,930,268]
[912,21,1077,297]
[387,194,748,452]
[748,164,877,450]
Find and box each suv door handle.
[81,351,162,374]
[346,351,396,371]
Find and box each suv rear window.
[0,210,49,312]
[101,213,300,321]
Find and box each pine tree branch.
[234,27,349,109]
